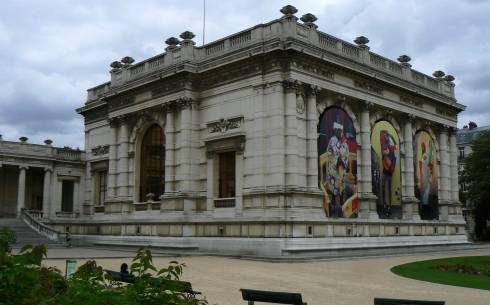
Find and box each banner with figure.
[371,121,402,219]
[318,107,358,218]
[414,130,439,220]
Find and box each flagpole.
[202,0,206,45]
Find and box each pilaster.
[107,118,118,200]
[306,85,320,190]
[117,116,130,200]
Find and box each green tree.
[463,131,490,240]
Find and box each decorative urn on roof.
[300,13,318,28]
[354,36,370,49]
[165,37,180,51]
[397,54,412,68]
[180,31,195,46]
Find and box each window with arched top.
[140,124,165,201]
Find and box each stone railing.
[55,147,84,161]
[214,198,236,208]
[0,141,85,162]
[20,209,62,241]
[87,16,455,102]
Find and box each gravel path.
[44,248,490,305]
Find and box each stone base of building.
[51,219,468,257]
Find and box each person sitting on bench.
[120,263,130,275]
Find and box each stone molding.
[91,145,109,156]
[207,117,243,134]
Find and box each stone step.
[0,218,64,248]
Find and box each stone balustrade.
[0,140,85,162]
[86,16,455,103]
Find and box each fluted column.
[164,105,175,195]
[402,115,420,220]
[306,85,320,190]
[359,101,378,219]
[107,118,118,199]
[16,165,28,216]
[438,127,451,221]
[42,168,52,218]
[117,116,129,199]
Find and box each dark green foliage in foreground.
[0,227,207,305]
[462,131,490,240]
[391,256,490,290]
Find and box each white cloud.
[0,0,489,147]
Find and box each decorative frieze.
[91,145,109,156]
[208,117,243,133]
[354,79,383,95]
[399,95,424,108]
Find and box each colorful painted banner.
[414,130,439,220]
[318,107,358,218]
[371,121,402,218]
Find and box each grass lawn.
[391,256,490,290]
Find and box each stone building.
[0,137,85,218]
[4,6,468,256]
[456,123,490,238]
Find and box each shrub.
[0,228,206,305]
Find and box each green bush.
[0,228,207,305]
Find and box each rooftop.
[81,5,461,112]
[457,125,490,145]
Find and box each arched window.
[140,124,165,201]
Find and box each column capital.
[282,78,300,91]
[308,84,321,96]
[117,114,129,124]
[108,117,119,128]
[44,167,53,173]
[175,96,194,110]
[403,113,416,122]
[360,100,373,111]
[19,165,29,170]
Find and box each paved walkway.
[44,248,490,305]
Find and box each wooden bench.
[240,289,307,305]
[374,298,445,305]
[103,269,201,298]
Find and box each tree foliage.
[462,131,490,240]
[0,227,207,305]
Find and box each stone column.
[235,151,244,215]
[206,152,215,215]
[283,79,300,188]
[117,116,129,200]
[178,97,192,194]
[164,105,175,196]
[306,85,320,190]
[42,168,52,218]
[359,101,378,219]
[107,118,118,199]
[449,128,462,220]
[16,165,28,216]
[438,127,451,221]
[402,115,420,220]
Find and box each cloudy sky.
[0,0,489,148]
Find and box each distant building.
[1,5,468,256]
[456,122,490,238]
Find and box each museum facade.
[2,6,467,256]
